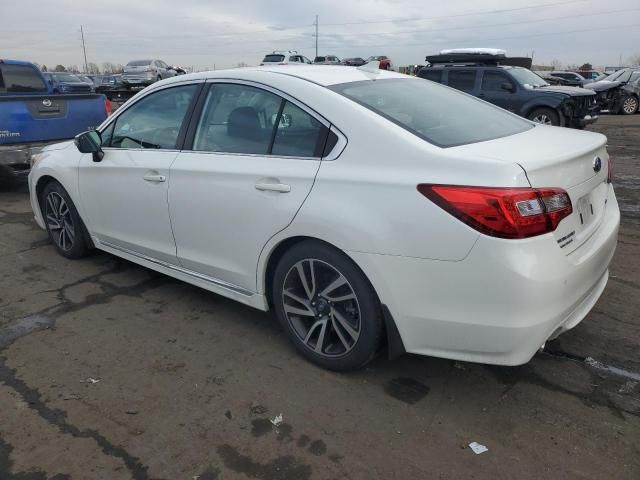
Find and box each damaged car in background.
[585,68,640,115]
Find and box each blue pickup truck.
[0,59,110,183]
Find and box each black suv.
[418,55,599,128]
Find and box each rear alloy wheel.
[42,181,92,259]
[527,107,560,126]
[272,241,383,371]
[620,95,639,115]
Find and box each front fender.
[520,95,564,118]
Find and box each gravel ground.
[0,114,638,479]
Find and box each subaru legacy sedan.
[28,66,619,371]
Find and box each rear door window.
[0,64,48,93]
[481,71,514,92]
[193,83,281,155]
[419,69,443,83]
[271,101,326,157]
[446,70,476,92]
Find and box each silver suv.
[122,59,176,88]
[313,55,342,65]
[260,51,312,66]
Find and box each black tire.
[272,240,383,371]
[41,181,93,259]
[619,95,639,115]
[527,107,560,126]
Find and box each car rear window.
[127,60,152,66]
[0,64,48,93]
[263,55,285,63]
[330,78,533,148]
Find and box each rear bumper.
[0,143,47,180]
[348,187,620,366]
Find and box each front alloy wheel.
[45,192,75,252]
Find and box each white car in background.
[260,51,313,66]
[28,66,619,371]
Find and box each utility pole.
[80,25,88,73]
[314,15,318,59]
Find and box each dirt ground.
[0,114,638,480]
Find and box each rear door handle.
[143,173,166,183]
[255,182,291,193]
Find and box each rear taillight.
[104,97,112,116]
[607,157,613,184]
[417,184,572,239]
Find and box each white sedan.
[28,65,619,371]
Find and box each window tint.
[330,78,532,148]
[193,84,282,154]
[127,60,152,66]
[447,70,476,92]
[0,64,47,93]
[419,69,443,83]
[110,85,196,149]
[272,101,325,157]
[101,122,115,147]
[481,71,513,92]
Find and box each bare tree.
[41,64,48,72]
[86,62,100,74]
[627,53,640,66]
[113,63,124,74]
[54,64,66,72]
[66,64,79,73]
[102,62,115,73]
[236,61,249,68]
[550,59,562,69]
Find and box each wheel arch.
[259,234,406,359]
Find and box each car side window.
[447,70,476,92]
[420,69,443,83]
[481,71,514,92]
[109,84,197,149]
[271,101,326,157]
[193,83,282,154]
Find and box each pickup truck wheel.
[527,108,560,126]
[41,182,92,259]
[620,95,639,115]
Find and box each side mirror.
[501,82,516,93]
[74,130,104,162]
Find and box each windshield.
[263,54,285,63]
[603,69,631,82]
[330,78,532,148]
[127,60,152,66]
[509,68,548,87]
[51,73,83,82]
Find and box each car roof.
[159,65,405,87]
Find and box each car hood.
[584,80,623,92]
[535,85,595,96]
[42,140,75,152]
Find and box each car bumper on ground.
[348,187,620,366]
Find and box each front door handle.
[143,173,166,183]
[255,182,291,193]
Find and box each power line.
[318,7,640,38]
[320,0,587,27]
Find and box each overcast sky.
[2,0,639,70]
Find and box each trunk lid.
[450,125,610,254]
